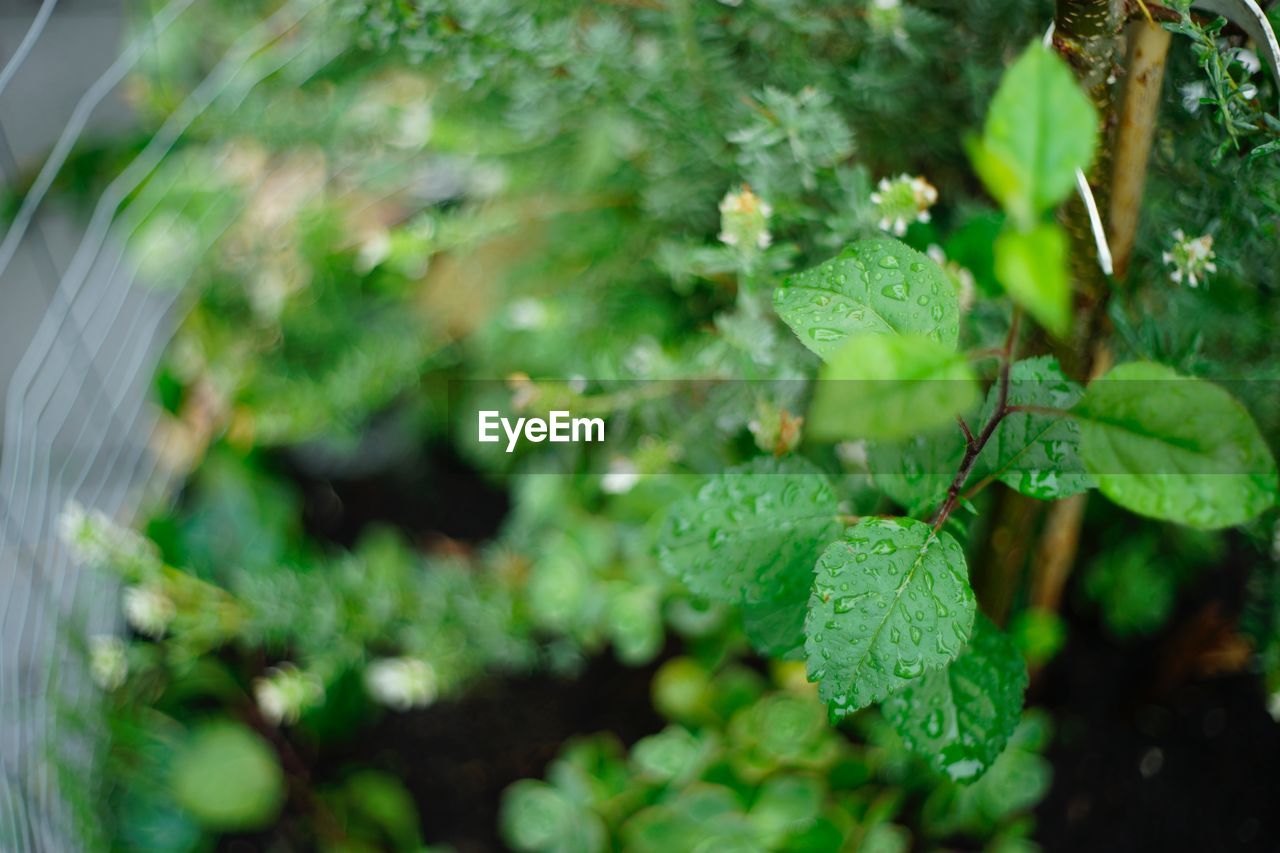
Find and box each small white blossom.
[1269,688,1280,723]
[355,229,392,273]
[1181,82,1209,114]
[927,244,976,312]
[836,440,870,470]
[602,457,642,495]
[1233,47,1261,76]
[868,0,907,40]
[122,585,175,638]
[364,657,439,711]
[1161,229,1217,288]
[89,635,128,691]
[391,103,433,149]
[871,174,938,237]
[718,185,773,251]
[507,298,548,330]
[254,663,324,725]
[59,501,155,571]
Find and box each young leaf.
[808,334,978,441]
[968,43,1098,227]
[804,517,976,718]
[1075,361,1279,529]
[994,224,1071,339]
[882,614,1028,783]
[657,456,842,604]
[979,356,1092,500]
[773,239,960,360]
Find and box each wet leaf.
[1075,361,1278,529]
[968,44,1098,227]
[808,334,978,441]
[774,239,960,360]
[804,517,976,717]
[882,615,1027,783]
[657,456,842,604]
[979,356,1092,500]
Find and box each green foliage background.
[17,0,1280,849]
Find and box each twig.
[930,310,1021,533]
[956,416,978,450]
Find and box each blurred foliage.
[501,657,1051,853]
[21,0,1280,848]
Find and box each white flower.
[59,501,156,571]
[1269,688,1280,723]
[871,174,938,237]
[1233,48,1261,75]
[1161,229,1217,288]
[355,229,392,273]
[391,103,433,149]
[927,244,976,312]
[507,298,547,330]
[364,657,438,711]
[868,0,907,40]
[836,439,870,470]
[122,585,175,638]
[89,635,128,691]
[1181,82,1209,114]
[254,663,324,725]
[601,457,641,495]
[718,185,773,251]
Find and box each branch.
[930,310,1021,533]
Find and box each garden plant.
[8,0,1280,849]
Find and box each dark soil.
[319,650,668,852]
[1033,539,1280,852]
[271,440,511,548]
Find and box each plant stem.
[931,310,1021,533]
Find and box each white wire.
[0,0,197,279]
[0,4,335,845]
[0,0,59,103]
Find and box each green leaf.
[501,780,606,853]
[979,356,1092,499]
[804,517,976,717]
[882,614,1027,783]
[969,44,1098,226]
[868,428,967,516]
[808,334,978,441]
[171,721,285,831]
[1075,361,1279,529]
[774,239,960,360]
[657,456,842,604]
[994,224,1071,338]
[742,586,809,660]
[747,775,824,843]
